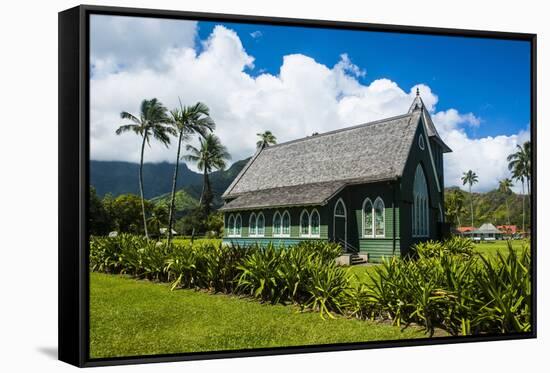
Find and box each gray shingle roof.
[220,174,400,211]
[221,110,425,211]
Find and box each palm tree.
[508,141,531,195]
[498,178,513,226]
[445,189,466,228]
[256,130,277,148]
[184,134,231,241]
[116,98,172,239]
[166,101,215,245]
[461,170,478,228]
[185,134,231,214]
[508,141,531,234]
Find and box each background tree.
[256,130,277,148]
[116,98,173,239]
[108,194,153,234]
[461,170,478,228]
[445,189,466,228]
[508,141,531,233]
[498,178,513,226]
[89,186,113,235]
[184,134,231,241]
[166,101,215,245]
[147,205,169,239]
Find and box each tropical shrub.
[90,234,531,334]
[411,236,474,259]
[360,241,531,335]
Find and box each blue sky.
[197,21,531,139]
[90,15,531,191]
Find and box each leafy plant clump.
[352,241,531,336]
[90,235,531,334]
[90,235,346,318]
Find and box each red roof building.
[497,225,518,234]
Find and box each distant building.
[460,223,503,241]
[456,226,475,235]
[497,225,518,235]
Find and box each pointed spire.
[408,87,424,113]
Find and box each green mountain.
[150,189,199,219]
[90,158,250,208]
[445,187,531,229]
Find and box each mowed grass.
[168,237,222,246]
[90,272,425,359]
[346,238,531,286]
[472,239,530,260]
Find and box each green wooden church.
[220,92,452,262]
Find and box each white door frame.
[333,198,347,249]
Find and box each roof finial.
[416,87,420,97]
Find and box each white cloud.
[431,111,529,192]
[90,21,529,193]
[250,30,263,39]
[90,14,198,76]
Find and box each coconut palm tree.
[166,101,215,245]
[116,98,173,239]
[184,134,231,214]
[184,134,231,242]
[445,189,466,228]
[508,141,531,196]
[256,130,277,148]
[498,178,513,226]
[461,170,478,228]
[508,142,531,235]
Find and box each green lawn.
[472,239,530,260]
[90,272,425,359]
[169,237,222,246]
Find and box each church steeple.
[408,87,424,113]
[406,87,452,154]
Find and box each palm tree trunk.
[202,168,212,215]
[191,168,209,244]
[469,184,474,228]
[505,197,511,226]
[167,131,183,246]
[139,135,149,239]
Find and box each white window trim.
[280,210,291,237]
[249,212,257,237]
[309,208,321,238]
[227,214,242,237]
[299,208,321,238]
[299,209,310,237]
[373,197,386,238]
[255,212,265,237]
[412,164,430,238]
[334,198,346,217]
[333,198,347,247]
[362,198,374,238]
[272,211,283,237]
[362,197,385,238]
[419,134,425,150]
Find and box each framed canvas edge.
[58,4,538,368]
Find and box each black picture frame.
[58,4,537,367]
